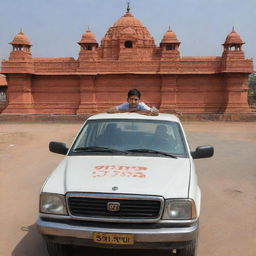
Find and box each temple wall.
[175,75,226,113]
[224,74,251,112]
[32,75,80,114]
[33,59,224,74]
[2,74,34,113]
[93,74,161,112]
[34,59,77,73]
[0,72,252,114]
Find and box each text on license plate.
[93,232,134,245]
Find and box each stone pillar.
[159,75,177,112]
[76,75,98,114]
[2,74,35,114]
[224,74,251,113]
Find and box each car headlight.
[40,193,67,215]
[162,199,197,220]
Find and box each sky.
[0,0,255,69]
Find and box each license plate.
[93,232,134,245]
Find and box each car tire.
[46,241,72,256]
[177,239,197,256]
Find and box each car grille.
[68,196,162,219]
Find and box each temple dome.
[161,28,179,43]
[102,11,155,43]
[224,29,244,45]
[113,12,144,27]
[79,29,97,44]
[10,31,31,46]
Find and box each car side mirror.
[191,145,214,159]
[49,141,68,155]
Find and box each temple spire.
[232,26,235,32]
[126,1,130,13]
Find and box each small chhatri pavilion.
[1,6,253,114]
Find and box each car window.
[70,119,188,157]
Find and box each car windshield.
[70,119,188,158]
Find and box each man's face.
[127,95,140,108]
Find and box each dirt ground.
[0,120,255,256]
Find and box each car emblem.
[112,186,118,191]
[107,202,120,212]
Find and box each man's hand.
[106,107,159,116]
[106,108,117,113]
[136,110,159,116]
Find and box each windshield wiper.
[73,146,128,154]
[127,148,177,158]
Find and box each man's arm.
[136,109,159,116]
[138,103,159,116]
[150,106,159,116]
[107,103,129,113]
[106,102,159,116]
[106,107,119,113]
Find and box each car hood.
[43,155,191,199]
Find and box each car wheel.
[176,240,197,256]
[46,241,72,256]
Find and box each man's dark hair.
[128,88,141,99]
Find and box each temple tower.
[9,30,33,61]
[160,28,180,60]
[78,29,99,61]
[2,30,34,114]
[222,27,245,60]
[221,28,251,113]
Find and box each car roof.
[87,112,181,123]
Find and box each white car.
[37,113,213,256]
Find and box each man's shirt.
[116,102,151,111]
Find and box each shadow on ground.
[72,247,171,256]
[12,224,48,256]
[12,224,171,256]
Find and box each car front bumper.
[37,217,198,249]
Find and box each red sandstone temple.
[0,7,254,114]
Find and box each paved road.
[0,120,255,256]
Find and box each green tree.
[248,72,256,104]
